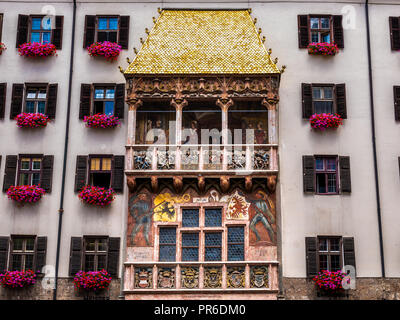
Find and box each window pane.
[97,255,107,270]
[25,255,34,270]
[105,89,115,99]
[159,245,176,262]
[204,209,222,227]
[97,239,108,252]
[330,238,340,252]
[13,239,23,251]
[27,90,37,99]
[323,87,333,99]
[312,87,321,99]
[331,255,341,271]
[314,101,333,114]
[32,173,41,186]
[228,227,244,261]
[90,158,101,171]
[37,90,47,99]
[319,255,328,271]
[182,248,198,261]
[321,18,330,29]
[205,247,221,261]
[42,32,51,44]
[182,209,199,227]
[319,239,328,251]
[36,101,45,114]
[25,238,35,251]
[102,158,112,171]
[182,233,198,247]
[322,33,330,43]
[21,159,30,170]
[19,173,30,186]
[205,232,222,246]
[98,18,108,30]
[315,158,324,171]
[159,228,176,244]
[85,255,95,271]
[316,173,327,193]
[310,18,319,29]
[104,101,114,116]
[109,18,118,30]
[11,255,22,271]
[94,89,104,99]
[228,226,244,243]
[31,18,42,30]
[97,31,107,42]
[108,31,118,43]
[85,239,96,251]
[42,17,52,30]
[30,32,41,43]
[32,159,41,170]
[327,173,337,193]
[311,32,319,43]
[326,158,336,171]
[25,101,35,113]
[228,244,244,261]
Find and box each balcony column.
[261,97,279,145]
[216,98,234,170]
[126,99,143,170]
[171,99,188,170]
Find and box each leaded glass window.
[181,233,199,261]
[227,227,244,261]
[204,232,222,261]
[182,209,199,228]
[204,208,222,227]
[159,227,176,262]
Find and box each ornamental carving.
[250,266,269,288]
[181,267,199,289]
[134,267,153,289]
[227,267,245,288]
[157,267,175,288]
[203,267,222,288]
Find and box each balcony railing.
[123,261,279,292]
[126,144,278,174]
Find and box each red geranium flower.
[0,270,37,289]
[15,113,50,128]
[87,41,122,61]
[83,114,120,128]
[73,270,112,291]
[308,42,339,56]
[309,113,343,131]
[6,185,45,204]
[78,185,115,207]
[18,42,57,58]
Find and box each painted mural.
[127,187,276,247]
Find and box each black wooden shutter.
[333,15,344,49]
[107,237,120,277]
[335,83,347,119]
[0,83,6,119]
[83,15,96,48]
[305,237,318,278]
[35,237,47,274]
[69,237,83,276]
[0,237,9,272]
[46,84,58,119]
[114,83,125,119]
[111,155,124,193]
[16,15,29,47]
[51,16,64,50]
[389,17,400,51]
[40,155,54,193]
[298,15,309,48]
[303,155,315,193]
[343,237,356,275]
[3,155,17,192]
[394,86,400,121]
[339,156,351,193]
[302,83,313,119]
[10,84,24,119]
[74,155,88,192]
[118,16,130,49]
[79,84,92,119]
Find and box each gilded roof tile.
[125,9,280,75]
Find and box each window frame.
[23,84,49,114]
[9,235,36,271]
[316,236,343,272]
[95,15,120,43]
[88,154,113,189]
[314,155,339,195]
[309,15,334,44]
[311,83,336,114]
[82,236,109,272]
[28,15,52,44]
[92,83,116,116]
[17,154,43,186]
[158,226,178,262]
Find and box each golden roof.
[125,9,280,75]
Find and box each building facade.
[0,0,398,300]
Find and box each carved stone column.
[262,97,279,145]
[171,99,188,145]
[216,98,234,171]
[126,99,142,171]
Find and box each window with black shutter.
[3,155,17,192]
[303,155,315,193]
[84,15,129,49]
[0,237,9,272]
[35,237,47,274]
[0,83,6,119]
[17,155,43,186]
[305,237,317,278]
[89,155,112,189]
[298,14,344,48]
[302,83,347,119]
[83,237,108,272]
[111,155,124,192]
[74,155,88,192]
[339,156,351,193]
[16,15,63,49]
[69,237,82,276]
[394,86,400,121]
[107,237,120,277]
[0,14,3,43]
[389,17,400,51]
[9,236,36,271]
[10,84,24,119]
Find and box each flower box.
[308,42,339,56]
[0,43,6,55]
[309,113,343,131]
[18,42,57,58]
[74,270,112,292]
[87,41,122,61]
[313,270,348,294]
[83,114,120,128]
[6,185,45,204]
[78,185,115,207]
[0,270,37,289]
[15,113,50,128]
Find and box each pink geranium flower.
[87,41,122,61]
[18,42,57,58]
[308,42,339,56]
[309,113,343,131]
[0,270,37,289]
[0,43,7,55]
[6,185,45,204]
[313,270,348,292]
[15,113,50,128]
[78,185,115,207]
[73,270,112,291]
[83,114,120,128]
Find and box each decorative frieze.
[135,267,153,289]
[227,267,245,288]
[181,267,199,289]
[157,267,176,289]
[203,267,223,289]
[250,266,269,288]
